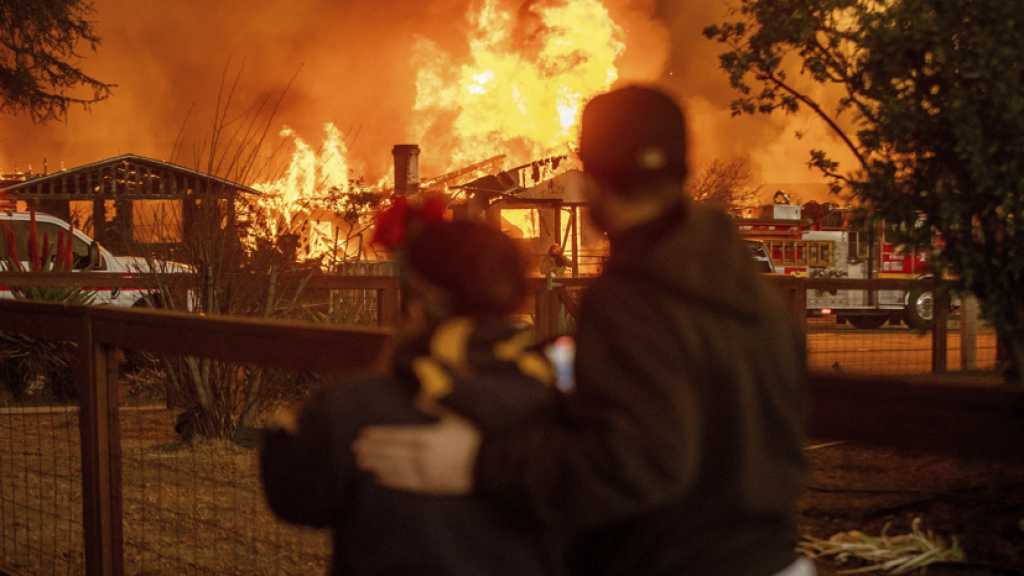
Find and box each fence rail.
[1,275,1022,575]
[0,270,1005,376]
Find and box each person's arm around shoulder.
[260,383,353,528]
[475,277,703,529]
[354,277,704,531]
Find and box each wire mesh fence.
[1,349,336,576]
[540,278,1001,378]
[805,314,999,376]
[0,331,85,575]
[116,360,331,575]
[0,275,1012,575]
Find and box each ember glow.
[501,208,542,239]
[413,0,625,170]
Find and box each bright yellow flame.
[253,122,357,260]
[501,208,541,239]
[413,0,625,170]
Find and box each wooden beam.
[0,299,84,339]
[88,306,391,373]
[0,272,403,293]
[570,206,579,278]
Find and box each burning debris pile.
[250,123,384,267]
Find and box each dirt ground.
[800,441,1024,575]
[2,407,1022,575]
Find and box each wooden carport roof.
[0,154,261,200]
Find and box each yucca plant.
[0,211,94,401]
[1,211,96,303]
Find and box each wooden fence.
[1,273,1022,575]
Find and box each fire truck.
[736,197,937,330]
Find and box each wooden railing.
[0,272,978,371]
[1,274,1022,575]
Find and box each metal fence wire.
[805,312,998,376]
[0,275,1015,576]
[0,331,85,575]
[117,361,330,575]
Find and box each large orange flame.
[413,0,625,170]
[252,0,626,260]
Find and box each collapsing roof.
[453,154,572,204]
[0,153,261,199]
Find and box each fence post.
[377,286,399,327]
[932,283,949,374]
[534,287,560,341]
[960,294,978,371]
[78,314,124,576]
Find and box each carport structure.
[0,154,260,256]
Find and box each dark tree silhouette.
[706,0,1024,383]
[0,0,113,123]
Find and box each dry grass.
[800,518,965,574]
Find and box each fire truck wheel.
[849,315,889,330]
[904,286,935,330]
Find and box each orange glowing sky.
[0,0,856,199]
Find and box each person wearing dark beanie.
[354,86,811,576]
[261,217,563,576]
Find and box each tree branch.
[760,68,870,170]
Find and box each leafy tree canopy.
[0,0,113,122]
[706,0,1024,378]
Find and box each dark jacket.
[474,200,807,576]
[261,318,560,576]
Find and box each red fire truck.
[736,200,937,329]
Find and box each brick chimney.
[392,144,420,196]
